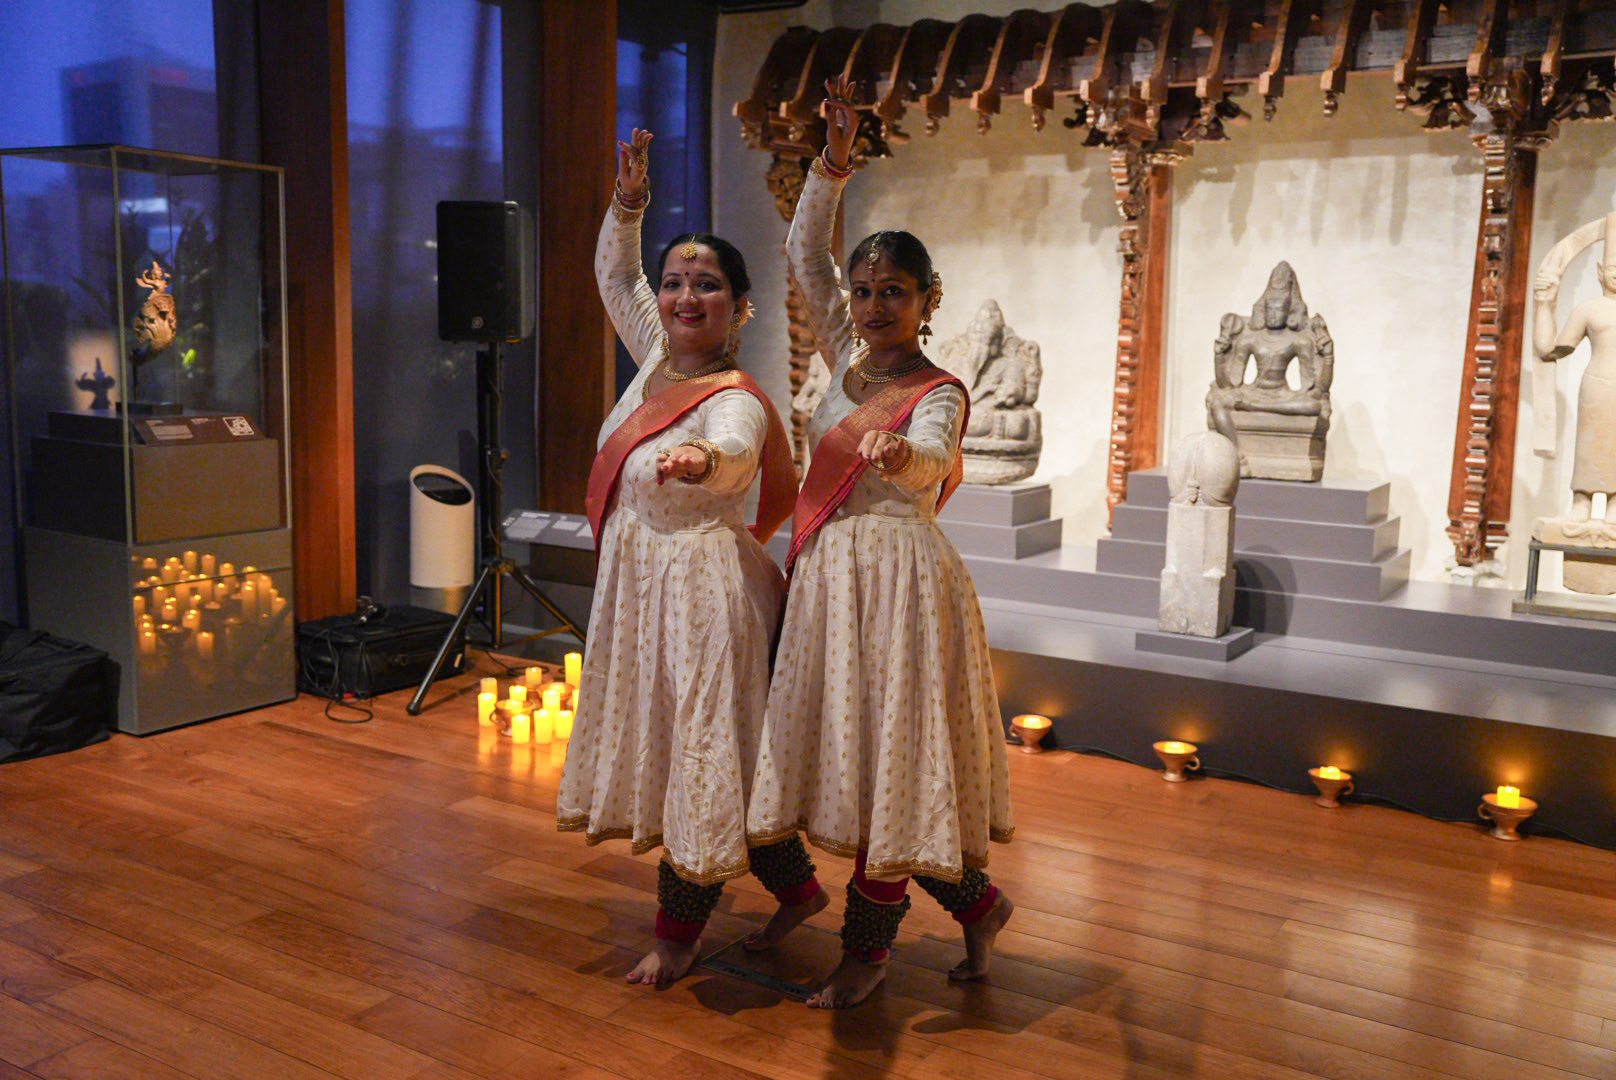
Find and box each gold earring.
[730,311,744,332]
[919,323,932,341]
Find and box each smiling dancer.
[558,128,827,987]
[746,79,1015,1009]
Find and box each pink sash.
[786,367,967,571]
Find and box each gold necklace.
[645,340,731,399]
[853,351,929,384]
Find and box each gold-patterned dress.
[745,165,1013,883]
[556,203,785,886]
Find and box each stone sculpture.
[934,299,1043,484]
[1206,261,1333,481]
[1158,430,1241,637]
[1531,211,1616,594]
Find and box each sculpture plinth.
[1532,519,1616,594]
[1228,412,1327,482]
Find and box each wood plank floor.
[2,658,1615,1080]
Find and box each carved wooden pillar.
[1446,72,1553,566]
[1106,142,1179,521]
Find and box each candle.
[555,709,573,740]
[564,651,582,687]
[1318,765,1342,780]
[189,592,203,609]
[542,685,563,715]
[239,582,257,618]
[215,581,231,602]
[182,608,201,632]
[137,629,156,656]
[161,599,179,623]
[1497,785,1521,809]
[132,594,147,617]
[160,561,179,584]
[478,691,497,726]
[195,630,214,660]
[524,666,544,688]
[142,556,158,572]
[510,684,527,704]
[182,550,198,573]
[480,676,498,697]
[533,708,553,744]
[201,553,216,576]
[270,596,286,617]
[219,562,235,579]
[1161,741,1194,755]
[152,586,170,605]
[510,713,531,744]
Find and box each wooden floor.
[2,661,1615,1080]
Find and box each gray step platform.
[1124,469,1391,525]
[1111,503,1402,563]
[1096,536,1411,601]
[937,481,1063,559]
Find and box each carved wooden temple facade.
[733,0,1616,567]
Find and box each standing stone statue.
[1531,210,1616,594]
[935,299,1043,484]
[1159,430,1241,637]
[1206,261,1333,481]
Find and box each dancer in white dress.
[745,80,1014,1009]
[558,129,826,986]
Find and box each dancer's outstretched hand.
[858,429,909,473]
[617,128,652,199]
[822,74,858,171]
[655,445,708,485]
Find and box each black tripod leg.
[507,562,587,644]
[407,562,496,715]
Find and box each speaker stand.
[407,343,585,715]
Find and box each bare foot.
[625,937,700,987]
[805,952,888,1009]
[949,893,1014,982]
[743,887,830,952]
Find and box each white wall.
[713,2,1616,586]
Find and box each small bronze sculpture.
[74,357,116,410]
[131,261,177,361]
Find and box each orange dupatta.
[785,367,968,572]
[584,370,796,554]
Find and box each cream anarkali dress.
[746,165,1013,883]
[556,204,785,886]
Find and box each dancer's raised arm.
[595,128,662,366]
[784,78,860,366]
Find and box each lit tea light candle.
[478,691,496,726]
[183,550,198,573]
[132,595,147,617]
[239,581,257,618]
[270,596,286,617]
[152,586,170,605]
[564,651,582,687]
[510,684,528,705]
[1160,741,1194,755]
[214,581,231,602]
[510,713,531,744]
[189,592,203,609]
[1318,765,1343,780]
[182,608,202,632]
[195,630,214,660]
[1496,785,1521,809]
[533,708,554,744]
[142,557,158,572]
[161,599,179,623]
[555,709,573,740]
[219,562,235,579]
[137,629,157,656]
[525,666,544,688]
[542,685,563,715]
[200,553,216,576]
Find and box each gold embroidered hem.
[557,817,751,886]
[746,820,1001,884]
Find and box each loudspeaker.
[436,201,535,343]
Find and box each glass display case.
[2,145,294,734]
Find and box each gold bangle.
[676,439,720,485]
[612,183,649,223]
[869,435,912,475]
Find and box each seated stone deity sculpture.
[935,299,1043,484]
[1530,210,1616,594]
[1205,261,1333,481]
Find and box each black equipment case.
[295,605,465,700]
[0,624,118,763]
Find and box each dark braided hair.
[656,233,751,298]
[847,230,932,292]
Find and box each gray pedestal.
[1135,626,1257,661]
[938,482,1063,560]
